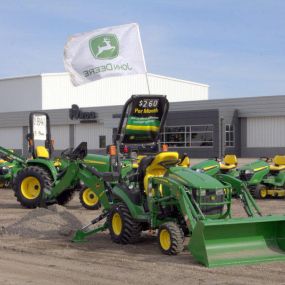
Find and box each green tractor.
[0,147,26,188]
[28,95,285,267]
[12,111,134,209]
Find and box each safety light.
[123,145,129,153]
[109,145,117,156]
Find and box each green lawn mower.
[28,95,285,267]
[238,155,285,199]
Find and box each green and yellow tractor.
[20,95,285,267]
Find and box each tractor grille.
[192,189,225,215]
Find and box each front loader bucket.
[189,216,285,267]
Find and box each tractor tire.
[13,166,52,208]
[158,222,184,255]
[253,184,267,199]
[79,187,101,210]
[107,202,142,244]
[56,189,75,205]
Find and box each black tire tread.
[108,202,142,244]
[13,166,52,208]
[56,189,75,205]
[159,222,184,255]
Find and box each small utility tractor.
[25,95,285,267]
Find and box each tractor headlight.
[240,169,254,181]
[195,168,204,173]
[0,166,9,175]
[200,189,206,196]
[216,189,224,195]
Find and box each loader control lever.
[61,142,87,160]
[80,164,120,182]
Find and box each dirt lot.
[0,189,285,285]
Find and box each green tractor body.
[15,95,285,267]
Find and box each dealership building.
[0,72,284,158]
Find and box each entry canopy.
[116,95,169,145]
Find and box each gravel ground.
[0,188,285,285]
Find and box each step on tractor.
[0,147,26,188]
[26,95,285,267]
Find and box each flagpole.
[145,72,151,94]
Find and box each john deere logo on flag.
[89,34,119,60]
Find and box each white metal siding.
[41,73,208,110]
[0,76,42,113]
[74,123,113,149]
[0,127,22,149]
[51,125,69,150]
[247,117,285,147]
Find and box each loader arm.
[217,174,262,217]
[0,146,26,165]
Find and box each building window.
[99,135,106,149]
[161,125,213,148]
[225,124,235,147]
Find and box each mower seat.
[270,155,285,171]
[36,146,50,159]
[220,154,237,170]
[143,151,179,191]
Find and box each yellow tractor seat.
[36,146,50,159]
[220,154,238,170]
[270,155,285,171]
[143,152,179,191]
[132,155,146,169]
[179,153,190,168]
[0,159,5,164]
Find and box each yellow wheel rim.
[112,213,122,236]
[160,229,171,251]
[82,188,99,206]
[260,188,267,198]
[21,176,41,199]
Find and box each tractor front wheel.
[13,166,52,208]
[158,222,184,255]
[79,187,101,210]
[107,202,142,244]
[254,184,267,199]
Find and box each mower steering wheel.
[159,159,181,169]
[260,157,271,163]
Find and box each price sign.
[33,114,47,140]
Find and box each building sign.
[69,104,97,122]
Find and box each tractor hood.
[239,159,269,172]
[191,159,220,176]
[83,153,111,172]
[167,167,225,189]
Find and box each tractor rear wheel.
[13,166,52,208]
[56,189,75,205]
[107,202,142,244]
[79,187,101,210]
[158,222,184,255]
[254,184,267,199]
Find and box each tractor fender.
[112,185,147,221]
[26,159,58,181]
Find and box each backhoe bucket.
[189,216,285,267]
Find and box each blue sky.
[0,0,284,99]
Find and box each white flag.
[64,23,147,86]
